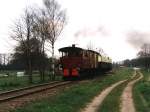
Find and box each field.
[0,71,62,91]
[11,68,133,112]
[133,70,150,112]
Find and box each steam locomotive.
[59,44,112,80]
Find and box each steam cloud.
[126,31,150,50]
[74,26,109,38]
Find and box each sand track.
[120,71,143,112]
[81,70,143,112]
[81,80,126,112]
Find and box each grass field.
[133,70,150,112]
[0,71,62,91]
[12,68,133,112]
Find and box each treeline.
[2,0,66,83]
[123,44,150,69]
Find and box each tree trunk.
[42,43,45,81]
[51,44,55,80]
[27,47,32,83]
[28,58,32,83]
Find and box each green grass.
[12,68,133,112]
[0,71,62,91]
[133,70,150,112]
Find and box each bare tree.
[43,0,66,80]
[32,10,46,81]
[10,8,35,83]
[9,0,66,81]
[98,48,104,55]
[137,43,150,70]
[87,41,95,50]
[138,43,150,57]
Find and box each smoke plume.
[74,26,109,38]
[126,31,150,50]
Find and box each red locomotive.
[59,44,112,80]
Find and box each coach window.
[82,51,85,57]
[77,51,81,56]
[85,51,88,57]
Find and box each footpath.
[81,70,143,112]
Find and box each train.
[59,44,112,80]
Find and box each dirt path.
[81,80,126,112]
[131,70,136,79]
[120,71,143,112]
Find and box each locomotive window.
[62,52,68,57]
[68,51,81,56]
[62,50,82,57]
[85,51,88,57]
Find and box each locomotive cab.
[59,45,83,79]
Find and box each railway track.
[0,81,72,103]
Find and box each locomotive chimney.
[72,44,75,47]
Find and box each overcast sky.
[1,0,150,62]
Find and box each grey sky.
[0,0,150,61]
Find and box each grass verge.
[0,75,62,91]
[133,70,150,112]
[12,68,133,112]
